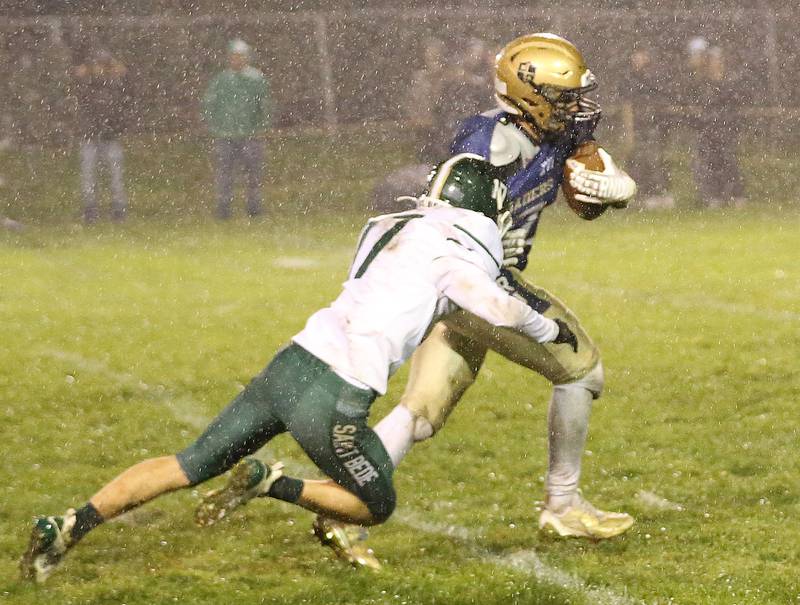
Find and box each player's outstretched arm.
[434,256,562,344]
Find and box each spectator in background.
[73,49,130,224]
[202,39,270,220]
[428,38,495,161]
[370,38,496,214]
[686,37,746,208]
[368,38,447,214]
[445,39,496,123]
[619,45,674,209]
[404,37,447,164]
[0,128,23,231]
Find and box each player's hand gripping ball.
[562,141,609,220]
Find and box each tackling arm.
[434,256,559,343]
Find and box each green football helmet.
[422,153,508,220]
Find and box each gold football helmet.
[494,33,600,136]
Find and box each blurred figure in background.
[0,128,23,230]
[686,37,746,208]
[619,44,673,209]
[368,38,446,214]
[429,37,496,159]
[370,37,496,214]
[202,38,270,220]
[405,37,447,164]
[73,49,130,224]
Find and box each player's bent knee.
[401,324,484,435]
[364,486,396,525]
[558,361,605,399]
[412,413,434,442]
[402,363,477,435]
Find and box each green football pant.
[176,344,396,521]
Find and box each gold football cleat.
[195,458,283,528]
[312,516,381,570]
[539,494,634,539]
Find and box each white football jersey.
[292,206,558,394]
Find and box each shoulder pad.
[489,121,538,167]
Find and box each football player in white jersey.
[20,155,581,584]
[314,33,637,568]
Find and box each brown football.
[562,141,608,220]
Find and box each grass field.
[1,137,799,604]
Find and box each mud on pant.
[176,344,396,522]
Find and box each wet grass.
[1,198,798,603]
[2,130,800,226]
[0,129,415,225]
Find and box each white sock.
[545,383,592,512]
[373,405,416,468]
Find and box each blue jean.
[80,139,127,219]
[213,138,264,217]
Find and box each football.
[562,140,608,220]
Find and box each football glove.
[552,318,579,353]
[567,148,636,206]
[497,211,527,268]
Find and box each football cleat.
[194,458,284,527]
[539,493,634,539]
[312,516,381,570]
[20,509,76,583]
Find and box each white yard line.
[486,549,641,605]
[635,490,684,512]
[40,347,641,605]
[394,511,642,605]
[43,348,209,431]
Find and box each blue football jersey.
[450,109,596,271]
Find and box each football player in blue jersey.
[313,33,638,569]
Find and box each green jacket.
[202,66,270,139]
